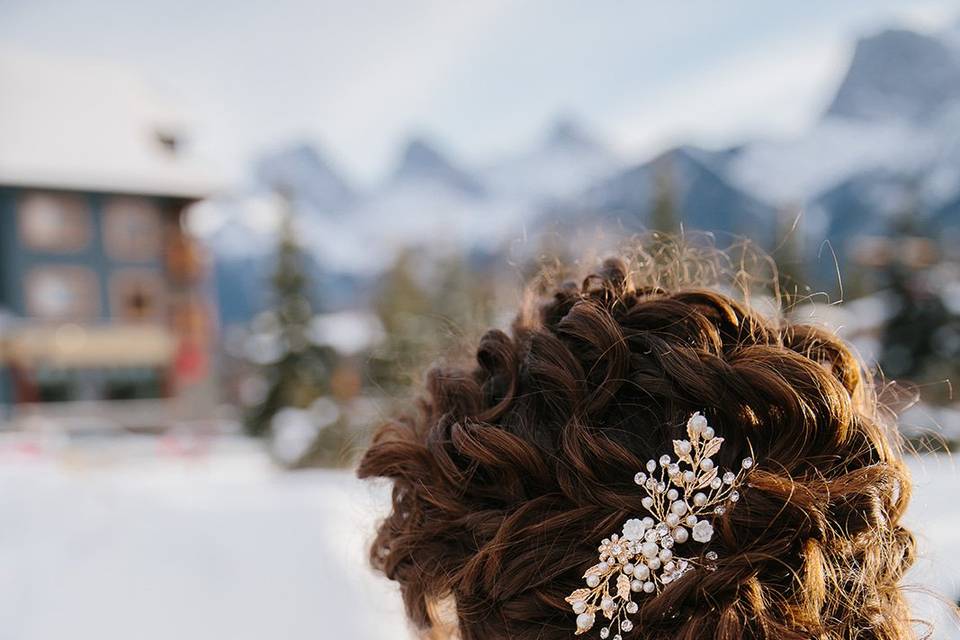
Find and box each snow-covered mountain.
[389,137,487,198]
[255,143,356,215]
[481,118,621,201]
[549,145,778,248]
[825,28,960,123]
[196,17,960,325]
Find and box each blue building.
[0,50,218,429]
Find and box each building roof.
[0,48,219,200]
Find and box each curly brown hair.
[358,249,917,640]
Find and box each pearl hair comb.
[566,412,754,638]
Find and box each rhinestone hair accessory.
[566,412,754,638]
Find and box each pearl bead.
[586,575,600,587]
[630,579,643,592]
[641,496,654,509]
[665,513,680,527]
[643,581,655,593]
[641,541,659,558]
[667,488,679,500]
[688,413,707,433]
[676,439,691,455]
[572,600,586,614]
[601,596,614,611]
[683,470,696,483]
[685,514,698,526]
[646,557,661,570]
[576,613,595,630]
[671,500,688,516]
[633,564,650,579]
[673,526,689,543]
[693,492,708,506]
[659,548,673,562]
[641,517,654,528]
[598,561,609,572]
[703,426,715,440]
[700,458,714,471]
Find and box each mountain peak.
[825,28,960,123]
[255,142,355,214]
[543,116,606,153]
[391,136,486,197]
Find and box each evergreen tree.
[244,199,336,438]
[878,202,960,405]
[649,159,679,234]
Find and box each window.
[18,191,92,253]
[109,269,166,321]
[25,266,99,320]
[103,197,164,261]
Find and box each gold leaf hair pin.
[566,412,754,638]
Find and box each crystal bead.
[667,488,679,500]
[647,459,657,472]
[600,628,610,639]
[626,601,638,614]
[641,496,654,509]
[723,471,736,484]
[634,472,647,485]
[659,454,671,466]
[614,635,622,640]
[661,536,674,549]
[685,514,698,526]
[730,491,740,502]
[742,457,753,469]
[656,482,666,493]
[705,551,718,561]
[621,620,633,632]
[714,505,726,515]
[667,463,680,476]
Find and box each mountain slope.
[826,28,960,123]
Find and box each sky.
[1,0,957,187]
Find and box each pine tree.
[649,159,679,234]
[244,199,336,438]
[877,200,960,405]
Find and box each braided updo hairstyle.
[358,247,917,640]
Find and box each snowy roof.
[0,48,218,199]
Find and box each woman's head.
[358,248,916,640]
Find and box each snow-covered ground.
[0,437,956,639]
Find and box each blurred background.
[1,1,960,638]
